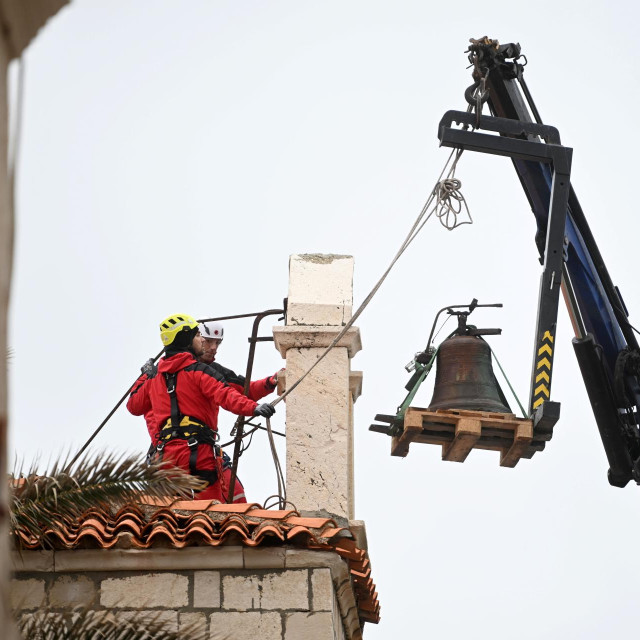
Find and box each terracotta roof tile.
[13,500,379,624]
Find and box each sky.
[7,1,640,638]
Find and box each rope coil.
[433,176,472,230]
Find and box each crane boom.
[446,38,640,486]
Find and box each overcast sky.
[8,1,640,638]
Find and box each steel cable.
[270,147,471,410]
[260,147,475,507]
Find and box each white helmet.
[199,321,224,341]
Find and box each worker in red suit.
[127,314,277,503]
[195,319,283,501]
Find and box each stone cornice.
[273,326,362,358]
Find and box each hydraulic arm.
[438,38,640,486]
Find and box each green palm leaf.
[10,451,205,547]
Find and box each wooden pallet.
[391,406,534,467]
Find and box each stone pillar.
[273,254,362,520]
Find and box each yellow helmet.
[159,314,199,346]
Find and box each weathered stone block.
[118,610,178,633]
[333,592,347,640]
[100,573,188,608]
[349,371,363,402]
[193,571,221,608]
[261,570,309,610]
[348,520,368,552]
[284,348,353,516]
[285,549,344,572]
[285,612,334,640]
[334,576,362,640]
[199,546,243,570]
[179,611,207,634]
[209,612,281,640]
[311,568,333,611]
[243,546,285,569]
[11,550,54,572]
[273,327,362,358]
[55,546,244,572]
[287,254,354,326]
[222,574,260,611]
[10,578,45,610]
[49,575,96,608]
[71,610,117,627]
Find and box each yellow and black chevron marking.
[533,330,554,409]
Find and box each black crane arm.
[437,38,640,487]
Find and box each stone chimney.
[273,254,362,520]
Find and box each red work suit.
[127,351,276,502]
[129,372,159,442]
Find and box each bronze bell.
[428,334,511,413]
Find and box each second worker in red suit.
[127,314,278,503]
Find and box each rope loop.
[433,176,472,230]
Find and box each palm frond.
[17,605,225,640]
[10,450,205,546]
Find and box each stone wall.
[11,547,362,640]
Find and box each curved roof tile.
[12,500,379,623]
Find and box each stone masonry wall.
[11,548,359,640]
[12,567,345,640]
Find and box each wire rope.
[260,147,474,507]
[271,147,471,410]
[264,416,286,508]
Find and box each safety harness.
[151,371,226,487]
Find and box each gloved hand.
[268,368,285,388]
[141,358,157,377]
[253,403,276,418]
